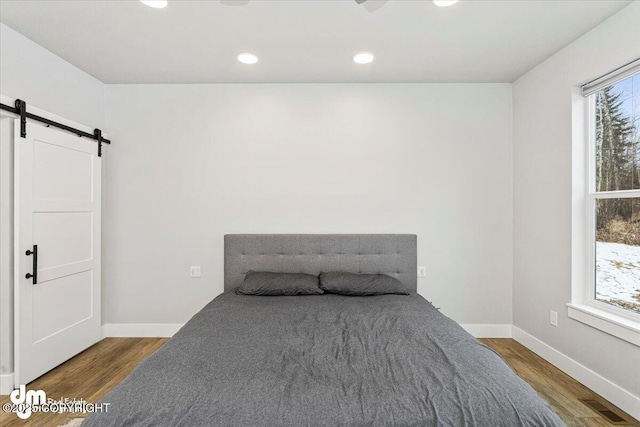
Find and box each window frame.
[567,73,640,347]
[586,94,640,323]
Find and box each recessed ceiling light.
[433,0,459,6]
[140,0,168,8]
[353,52,374,65]
[237,53,259,65]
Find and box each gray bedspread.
[84,293,565,426]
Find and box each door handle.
[25,245,37,285]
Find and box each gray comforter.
[84,293,565,426]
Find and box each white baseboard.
[0,372,14,395]
[101,323,183,338]
[512,326,640,421]
[461,324,512,338]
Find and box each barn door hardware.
[94,128,103,157]
[16,99,27,138]
[0,98,112,157]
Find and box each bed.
[84,234,564,426]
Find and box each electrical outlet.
[549,310,558,327]
[189,266,201,278]
[417,266,427,278]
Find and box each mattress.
[83,292,565,426]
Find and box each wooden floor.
[1,338,637,426]
[0,338,167,427]
[480,339,639,427]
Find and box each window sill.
[567,303,640,347]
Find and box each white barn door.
[14,121,101,386]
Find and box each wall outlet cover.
[189,266,201,278]
[549,310,558,327]
[417,266,427,278]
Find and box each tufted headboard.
[224,234,417,292]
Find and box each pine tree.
[595,86,633,191]
[595,86,634,230]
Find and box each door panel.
[33,139,93,202]
[32,271,93,343]
[14,121,101,386]
[33,212,93,268]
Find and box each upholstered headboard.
[224,234,417,292]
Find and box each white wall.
[0,23,105,389]
[0,24,105,128]
[513,0,640,404]
[104,83,513,326]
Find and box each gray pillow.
[236,271,324,296]
[319,272,409,296]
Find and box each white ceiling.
[0,0,633,84]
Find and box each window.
[591,73,640,317]
[568,59,640,346]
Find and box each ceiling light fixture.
[433,0,459,6]
[353,52,374,65]
[140,0,168,8]
[237,53,259,65]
